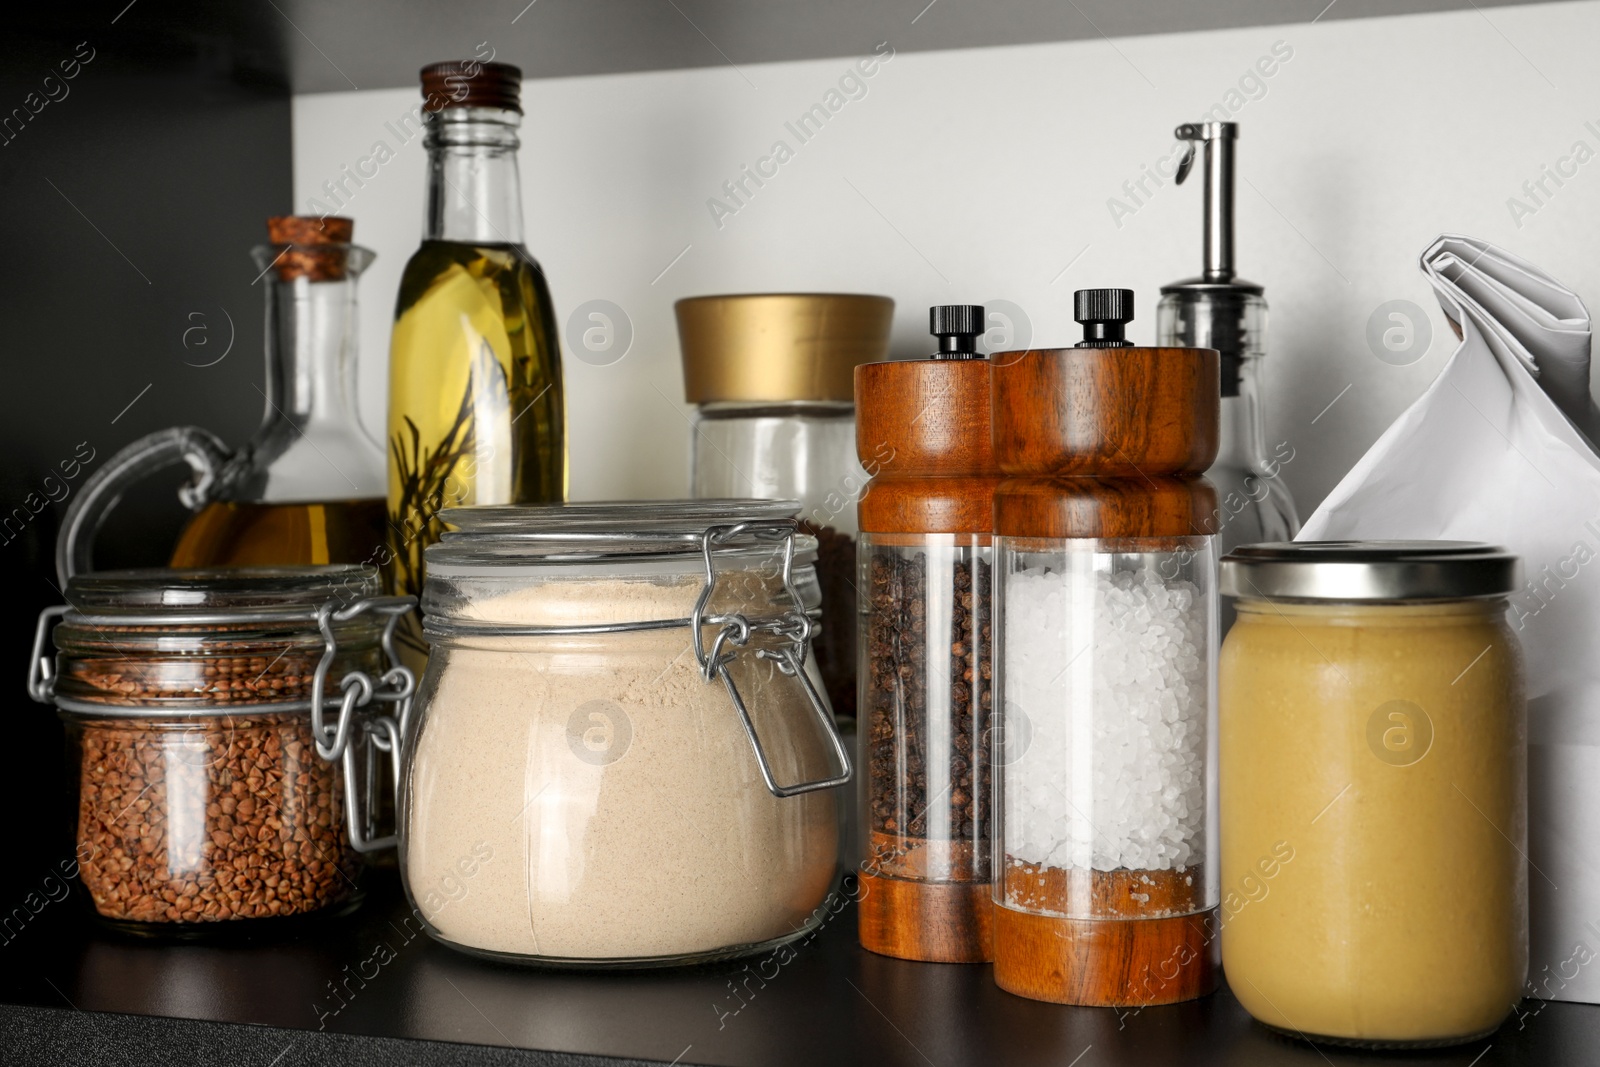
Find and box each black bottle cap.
[1074,288,1135,348]
[930,305,986,360]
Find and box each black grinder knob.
[930,304,986,360]
[1074,288,1135,348]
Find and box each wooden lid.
[991,347,1219,476]
[995,476,1217,540]
[856,358,998,535]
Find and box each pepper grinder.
[854,306,1000,963]
[989,290,1221,1006]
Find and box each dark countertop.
[1,871,1596,1066]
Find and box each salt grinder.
[989,289,1223,1006]
[855,305,1000,963]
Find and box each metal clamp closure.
[27,594,415,854]
[691,521,852,798]
[28,605,70,705]
[309,595,416,853]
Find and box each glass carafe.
[56,216,386,584]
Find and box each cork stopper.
[421,60,522,114]
[264,216,354,282]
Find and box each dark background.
[1,10,289,903]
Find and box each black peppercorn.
[864,550,993,857]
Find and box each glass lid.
[64,565,380,617]
[430,499,816,565]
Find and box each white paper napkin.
[1301,234,1600,1004]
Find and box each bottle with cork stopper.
[56,216,387,580]
[385,59,566,669]
[854,305,999,963]
[989,289,1222,1005]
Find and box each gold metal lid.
[676,293,894,404]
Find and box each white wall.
[293,1,1600,514]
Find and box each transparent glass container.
[691,399,864,724]
[384,95,566,669]
[677,293,894,729]
[859,536,992,891]
[1220,542,1526,1048]
[1157,288,1298,555]
[993,535,1219,1000]
[56,218,387,583]
[398,501,851,967]
[26,566,413,937]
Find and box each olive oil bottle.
[385,61,566,659]
[172,216,389,568]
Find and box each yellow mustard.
[1219,542,1526,1047]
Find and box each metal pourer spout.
[1175,122,1238,283]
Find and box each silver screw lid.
[1220,540,1521,602]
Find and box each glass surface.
[399,557,841,965]
[170,241,387,568]
[66,713,361,935]
[384,107,565,665]
[1157,290,1298,556]
[994,536,1219,923]
[859,535,992,885]
[1220,597,1525,1046]
[64,563,379,612]
[691,401,861,724]
[689,403,862,533]
[171,499,389,568]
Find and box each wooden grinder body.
[854,358,998,964]
[989,345,1222,1007]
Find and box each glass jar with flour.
[397,500,850,966]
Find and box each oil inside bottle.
[171,499,388,568]
[384,240,565,660]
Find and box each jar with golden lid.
[855,306,1000,964]
[990,289,1223,1007]
[1219,540,1525,1047]
[677,292,894,727]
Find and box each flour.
[403,574,839,962]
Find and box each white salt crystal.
[1002,560,1209,872]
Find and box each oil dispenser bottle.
[1158,122,1298,559]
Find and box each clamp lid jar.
[400,500,851,967]
[27,566,414,936]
